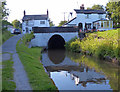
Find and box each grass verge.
[16,33,57,90]
[2,30,14,44]
[2,53,16,90]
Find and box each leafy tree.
[0,1,10,32]
[58,20,67,27]
[87,4,104,10]
[12,19,20,28]
[1,1,9,19]
[49,19,55,27]
[106,1,120,27]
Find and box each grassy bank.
[2,29,14,44]
[16,33,57,90]
[2,53,16,90]
[65,29,120,62]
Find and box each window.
[110,21,112,28]
[99,14,102,19]
[40,21,45,24]
[107,21,109,28]
[26,21,28,26]
[86,14,90,19]
[26,27,28,33]
[101,21,103,28]
[104,21,107,28]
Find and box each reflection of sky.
[50,71,112,90]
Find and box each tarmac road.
[2,34,32,90]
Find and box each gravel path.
[2,34,32,90]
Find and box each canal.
[41,49,119,91]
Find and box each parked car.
[14,29,21,34]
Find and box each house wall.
[68,13,106,30]
[22,19,50,34]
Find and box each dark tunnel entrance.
[48,35,65,49]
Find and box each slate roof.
[63,17,77,25]
[93,18,110,23]
[74,9,106,14]
[22,14,48,21]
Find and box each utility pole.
[63,12,67,21]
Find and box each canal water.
[41,49,119,91]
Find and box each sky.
[6,0,109,26]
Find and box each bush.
[70,39,81,52]
[65,36,77,50]
[65,29,120,61]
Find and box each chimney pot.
[80,4,84,10]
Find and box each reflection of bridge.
[41,51,79,67]
[31,27,78,48]
[42,51,106,87]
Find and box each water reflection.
[48,50,65,64]
[41,50,119,90]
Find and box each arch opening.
[48,35,65,49]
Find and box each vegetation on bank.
[65,29,120,62]
[2,29,14,44]
[16,33,57,90]
[2,53,16,90]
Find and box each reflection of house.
[22,10,50,34]
[70,70,105,86]
[63,4,113,31]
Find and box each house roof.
[93,18,110,23]
[74,9,106,14]
[22,14,48,21]
[63,17,77,26]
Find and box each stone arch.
[48,34,65,49]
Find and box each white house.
[22,10,50,34]
[63,5,113,31]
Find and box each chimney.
[80,4,84,10]
[24,10,26,16]
[47,9,49,17]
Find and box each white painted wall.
[22,19,50,34]
[67,13,106,30]
[31,32,78,47]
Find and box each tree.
[87,4,104,10]
[0,1,10,32]
[12,19,20,28]
[49,19,55,27]
[58,20,67,27]
[106,1,120,27]
[1,1,9,19]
